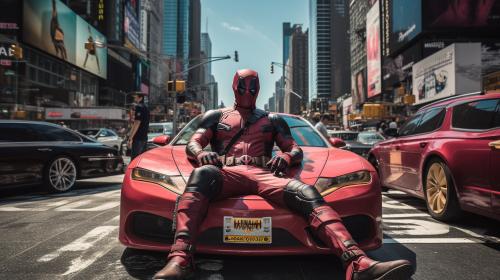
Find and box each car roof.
[418,91,500,112]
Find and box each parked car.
[0,121,124,192]
[78,128,123,151]
[329,131,385,158]
[148,122,173,142]
[119,113,382,254]
[368,92,500,221]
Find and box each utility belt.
[219,155,270,168]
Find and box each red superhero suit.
[154,69,413,280]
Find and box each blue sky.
[201,0,309,109]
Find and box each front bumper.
[119,169,382,255]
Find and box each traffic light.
[11,44,23,60]
[270,63,274,74]
[234,50,239,62]
[167,80,186,92]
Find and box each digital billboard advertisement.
[124,1,141,50]
[352,69,367,107]
[424,0,500,29]
[22,0,107,79]
[383,44,421,89]
[389,0,422,54]
[412,43,481,105]
[366,0,382,98]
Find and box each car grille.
[131,212,175,243]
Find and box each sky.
[201,0,309,109]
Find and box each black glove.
[266,153,292,176]
[196,152,222,167]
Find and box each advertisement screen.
[23,0,107,79]
[390,0,422,53]
[0,0,21,36]
[353,69,367,107]
[424,0,500,28]
[383,44,421,88]
[366,1,382,98]
[124,3,140,50]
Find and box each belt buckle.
[239,155,252,165]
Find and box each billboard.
[389,0,422,54]
[383,44,421,90]
[124,2,140,50]
[23,0,107,79]
[424,0,500,28]
[0,0,21,36]
[412,43,481,105]
[366,1,382,98]
[352,69,367,107]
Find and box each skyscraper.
[309,0,350,104]
[162,0,190,79]
[284,25,308,115]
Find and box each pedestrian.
[313,114,329,138]
[128,92,150,160]
[389,117,398,129]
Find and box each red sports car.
[120,114,382,255]
[369,92,500,221]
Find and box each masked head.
[232,69,260,109]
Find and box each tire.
[43,156,77,193]
[369,155,389,192]
[423,158,461,221]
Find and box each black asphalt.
[0,175,499,279]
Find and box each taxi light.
[314,171,371,196]
[132,168,184,194]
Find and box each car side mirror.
[329,137,346,148]
[384,128,399,138]
[152,135,171,146]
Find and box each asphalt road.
[0,175,499,280]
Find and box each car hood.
[134,145,372,184]
[344,141,372,149]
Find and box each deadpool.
[153,69,414,280]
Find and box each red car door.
[451,98,499,213]
[385,113,423,190]
[398,108,447,191]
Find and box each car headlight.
[314,171,371,196]
[132,168,185,194]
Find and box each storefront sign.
[45,108,126,120]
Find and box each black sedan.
[0,121,124,192]
[328,130,385,158]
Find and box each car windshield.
[78,129,100,137]
[331,132,358,141]
[357,132,385,145]
[174,115,327,147]
[149,124,172,134]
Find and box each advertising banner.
[412,43,481,105]
[383,44,421,89]
[366,1,382,98]
[424,0,500,28]
[389,0,422,54]
[124,4,140,50]
[22,0,107,79]
[352,69,367,108]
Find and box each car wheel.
[369,155,388,192]
[423,158,461,221]
[44,156,77,193]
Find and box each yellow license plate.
[223,216,272,244]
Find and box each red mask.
[232,69,260,109]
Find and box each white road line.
[54,200,120,212]
[383,238,481,244]
[38,226,117,263]
[383,213,429,218]
[0,199,72,212]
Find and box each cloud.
[221,22,242,32]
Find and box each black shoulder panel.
[247,108,268,124]
[269,113,292,135]
[199,109,222,130]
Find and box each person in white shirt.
[313,115,329,138]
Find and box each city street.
[0,175,499,280]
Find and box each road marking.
[383,213,429,218]
[54,199,119,212]
[38,225,118,263]
[383,238,481,244]
[383,219,450,235]
[0,199,72,211]
[382,201,418,210]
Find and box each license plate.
[223,216,272,244]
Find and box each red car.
[119,114,382,255]
[369,92,500,221]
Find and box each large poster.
[366,1,382,98]
[424,0,500,28]
[124,1,140,50]
[413,43,481,105]
[352,69,367,107]
[23,0,107,79]
[390,0,422,54]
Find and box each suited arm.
[269,114,303,165]
[186,110,221,160]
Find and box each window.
[398,114,423,137]
[452,99,500,130]
[35,124,82,142]
[0,123,39,142]
[414,108,446,134]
